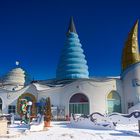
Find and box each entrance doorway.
[69,93,89,115]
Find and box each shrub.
[44,97,51,121]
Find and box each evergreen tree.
[45,97,51,122]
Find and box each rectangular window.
[8,105,16,114]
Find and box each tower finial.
[122,20,140,71]
[67,16,77,34]
[15,61,20,66]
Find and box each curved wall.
[121,62,140,113]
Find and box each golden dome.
[122,20,140,71]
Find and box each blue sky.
[0,0,140,80]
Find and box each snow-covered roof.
[32,83,51,91]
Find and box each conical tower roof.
[67,17,77,34]
[122,20,140,71]
[56,17,89,79]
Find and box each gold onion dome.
[122,20,140,71]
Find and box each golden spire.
[122,20,140,71]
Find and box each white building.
[0,18,140,119]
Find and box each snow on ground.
[0,121,140,140]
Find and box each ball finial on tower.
[15,61,20,66]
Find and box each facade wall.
[122,63,140,113]
[38,88,61,106]
[0,77,127,117]
[0,85,38,115]
[48,79,123,115]
[39,79,124,115]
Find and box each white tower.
[2,61,26,91]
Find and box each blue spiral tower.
[56,17,89,79]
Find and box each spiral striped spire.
[56,17,89,79]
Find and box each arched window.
[69,93,89,115]
[0,98,2,113]
[107,91,122,114]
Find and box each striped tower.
[56,17,89,79]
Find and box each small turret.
[2,62,26,91]
[122,20,140,71]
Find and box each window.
[8,105,16,114]
[69,93,89,115]
[107,91,122,114]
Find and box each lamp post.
[27,101,32,129]
[138,119,140,133]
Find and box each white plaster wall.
[27,79,123,116]
[0,89,10,114]
[38,87,61,106]
[0,84,38,114]
[122,63,140,113]
[116,79,124,112]
[56,78,122,116]
[0,78,123,116]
